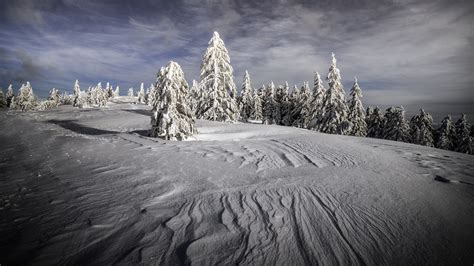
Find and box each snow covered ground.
[1,100,473,265]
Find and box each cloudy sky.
[0,0,472,120]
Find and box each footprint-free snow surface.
[1,101,473,265]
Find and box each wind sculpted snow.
[1,101,473,264]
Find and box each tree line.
[0,31,472,154]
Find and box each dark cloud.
[0,48,43,85]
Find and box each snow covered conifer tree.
[454,114,472,154]
[114,86,120,97]
[382,106,410,142]
[239,70,254,121]
[150,61,195,140]
[194,81,208,117]
[59,91,73,105]
[72,80,81,107]
[347,77,367,136]
[128,88,134,97]
[288,85,301,126]
[9,96,17,109]
[198,31,239,122]
[274,83,289,125]
[106,82,114,98]
[317,53,350,134]
[257,84,266,117]
[410,109,434,146]
[188,80,200,114]
[308,72,325,130]
[252,89,263,121]
[290,85,304,127]
[15,82,37,111]
[137,83,146,104]
[0,89,6,108]
[300,82,312,128]
[367,106,385,138]
[435,115,455,150]
[366,106,373,119]
[262,81,276,125]
[279,82,292,126]
[6,84,14,107]
[48,88,60,104]
[147,84,157,106]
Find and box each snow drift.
[0,102,473,264]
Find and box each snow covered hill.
[1,102,473,265]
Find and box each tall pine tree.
[15,82,36,111]
[347,77,367,136]
[409,109,434,146]
[262,82,276,125]
[382,106,411,142]
[137,83,146,104]
[454,114,472,154]
[300,82,312,129]
[151,61,195,140]
[435,115,455,151]
[198,31,239,122]
[240,70,254,121]
[317,53,350,134]
[308,72,325,130]
[252,89,263,121]
[6,84,14,107]
[367,106,385,138]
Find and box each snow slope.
[1,101,473,265]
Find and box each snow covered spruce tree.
[0,89,6,108]
[274,82,289,125]
[454,114,472,154]
[347,77,367,136]
[239,70,254,121]
[435,115,456,150]
[188,80,200,114]
[289,85,303,127]
[409,109,434,147]
[198,31,239,122]
[128,88,134,97]
[6,84,14,107]
[279,82,292,126]
[106,82,114,98]
[91,83,108,107]
[300,82,312,128]
[72,80,81,107]
[150,61,195,140]
[113,86,120,97]
[262,81,276,124]
[15,82,36,111]
[59,91,73,105]
[36,87,61,111]
[366,106,385,138]
[137,83,146,104]
[308,72,325,130]
[252,88,263,121]
[48,88,60,104]
[147,84,157,106]
[257,84,266,119]
[382,106,411,142]
[317,53,350,134]
[287,85,301,126]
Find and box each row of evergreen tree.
[148,31,472,153]
[0,31,472,153]
[0,80,152,111]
